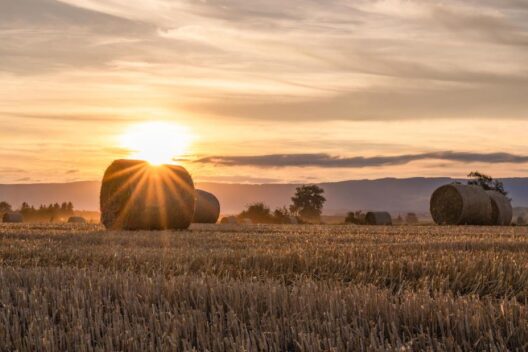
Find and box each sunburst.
[120,121,193,165]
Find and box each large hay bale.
[430,184,492,225]
[365,212,392,225]
[2,212,23,223]
[486,191,512,226]
[192,189,220,224]
[100,159,195,230]
[68,216,86,224]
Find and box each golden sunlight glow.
[120,122,192,165]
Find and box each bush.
[239,203,274,224]
[345,211,365,225]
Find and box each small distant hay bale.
[193,189,220,224]
[68,216,86,224]
[220,216,238,224]
[2,212,23,223]
[486,191,512,226]
[241,218,253,225]
[430,184,492,225]
[100,159,195,230]
[365,212,392,225]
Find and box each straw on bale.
[100,159,195,230]
[68,216,86,224]
[430,184,492,225]
[2,212,23,223]
[192,189,220,224]
[220,216,238,224]
[486,191,512,226]
[365,212,392,225]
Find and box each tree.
[19,202,35,218]
[0,201,12,214]
[290,185,326,221]
[467,171,507,196]
[345,211,365,225]
[12,201,76,222]
[239,202,274,224]
[517,215,526,226]
[273,207,291,224]
[61,202,74,216]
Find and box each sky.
[1,0,528,184]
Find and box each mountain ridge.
[1,177,527,214]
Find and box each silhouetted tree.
[345,211,365,225]
[467,171,507,196]
[239,202,274,224]
[60,202,74,216]
[517,215,526,226]
[0,201,12,214]
[290,185,326,222]
[13,201,76,222]
[273,207,291,224]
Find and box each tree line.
[238,185,327,224]
[0,201,75,222]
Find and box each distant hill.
[1,177,527,215]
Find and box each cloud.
[2,0,528,121]
[193,151,528,168]
[65,169,79,174]
[16,177,32,182]
[185,83,528,121]
[430,5,528,47]
[0,111,145,122]
[0,0,155,74]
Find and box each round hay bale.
[68,216,86,224]
[486,191,512,226]
[430,184,492,225]
[220,216,238,224]
[2,212,23,223]
[193,189,220,224]
[365,212,392,225]
[100,159,195,230]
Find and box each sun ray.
[105,165,148,206]
[103,163,145,182]
[153,169,168,229]
[112,169,150,229]
[164,166,195,195]
[160,170,194,221]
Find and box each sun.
[120,121,193,165]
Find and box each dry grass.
[1,223,528,351]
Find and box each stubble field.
[1,223,528,351]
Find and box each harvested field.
[1,223,528,351]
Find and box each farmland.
[1,224,528,351]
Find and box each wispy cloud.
[2,0,528,182]
[193,152,528,168]
[1,0,527,121]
